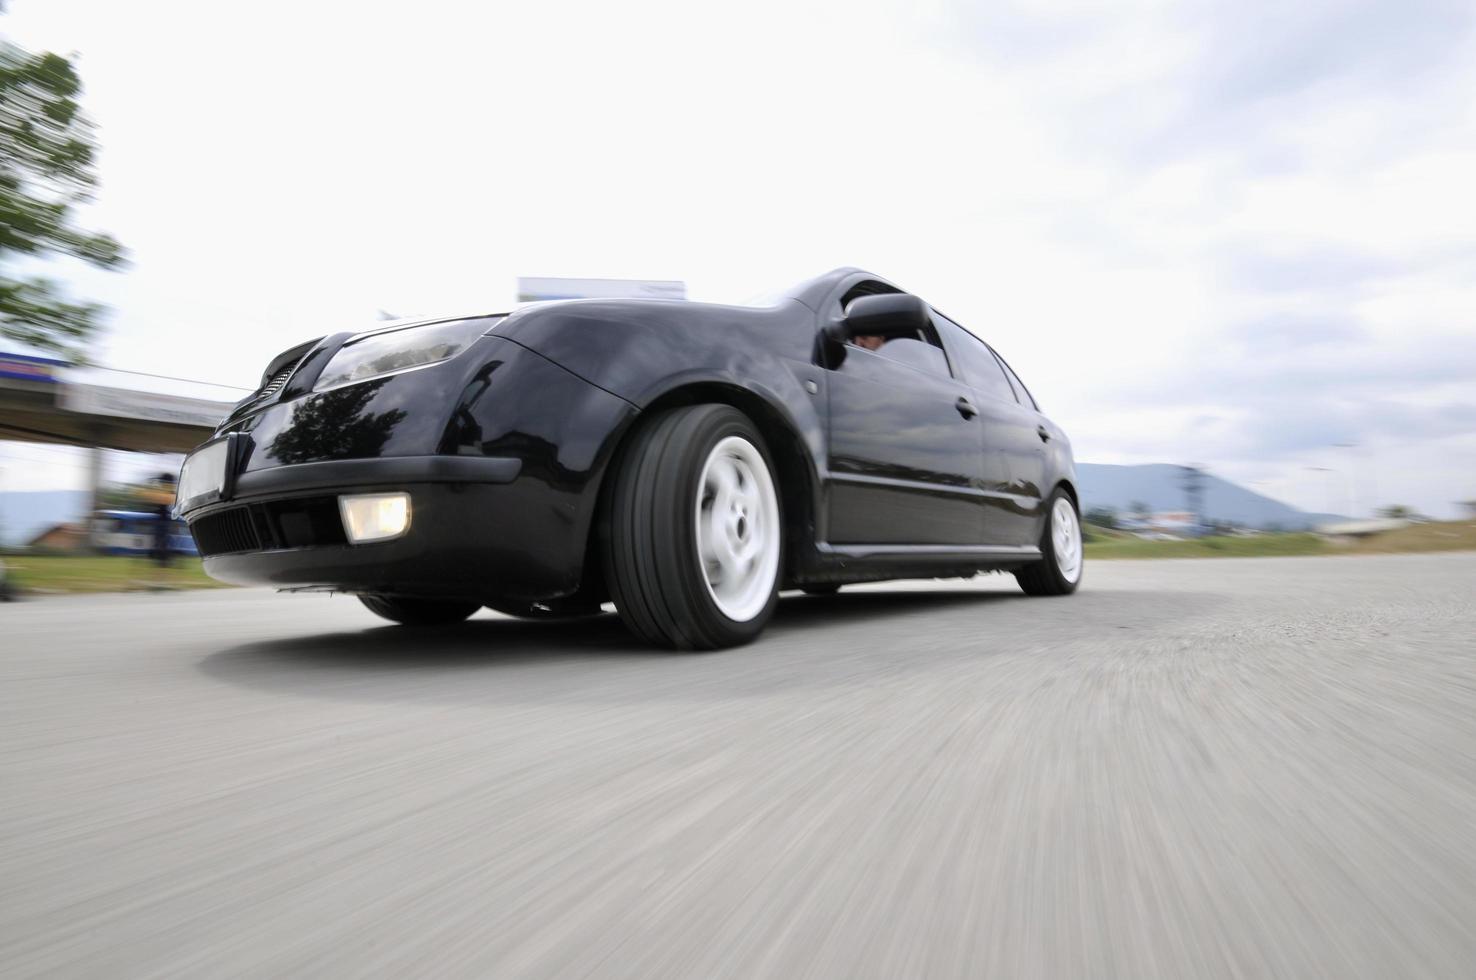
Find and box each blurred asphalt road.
[3,553,1475,978]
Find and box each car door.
[931,311,1046,547]
[989,346,1051,538]
[824,309,987,546]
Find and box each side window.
[855,337,951,378]
[930,311,1016,403]
[991,349,1039,411]
[839,286,953,381]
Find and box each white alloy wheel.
[602,404,785,648]
[1052,496,1083,584]
[695,435,781,622]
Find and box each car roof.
[345,268,902,336]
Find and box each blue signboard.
[0,352,67,383]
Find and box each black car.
[178,268,1082,648]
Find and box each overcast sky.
[3,0,1474,517]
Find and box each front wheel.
[602,404,782,649]
[358,594,481,625]
[1015,490,1083,596]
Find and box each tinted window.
[839,279,902,308]
[839,289,953,380]
[992,349,1038,411]
[931,311,1016,403]
[854,337,951,378]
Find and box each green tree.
[1,34,126,363]
[1083,506,1119,529]
[1377,504,1415,520]
[95,481,144,510]
[95,478,175,510]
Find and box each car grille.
[190,496,349,557]
[221,355,308,425]
[191,507,259,556]
[257,364,296,399]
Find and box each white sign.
[516,276,686,303]
[61,384,234,428]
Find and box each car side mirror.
[826,293,931,345]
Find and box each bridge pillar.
[84,439,105,550]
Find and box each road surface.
[3,553,1475,978]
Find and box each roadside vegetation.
[1,554,225,594]
[1084,532,1327,560]
[1347,520,1476,554]
[2,521,1473,596]
[1084,520,1476,560]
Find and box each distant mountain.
[1075,463,1342,530]
[0,490,90,547]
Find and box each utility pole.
[1181,465,1206,534]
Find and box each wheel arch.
[1054,478,1080,510]
[583,379,820,591]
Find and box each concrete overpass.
[1,351,243,536]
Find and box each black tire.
[802,584,841,596]
[485,598,604,619]
[1015,488,1083,596]
[601,404,782,650]
[358,594,481,625]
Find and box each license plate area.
[177,437,233,512]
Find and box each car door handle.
[955,397,978,420]
[1037,425,1051,442]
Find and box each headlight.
[314,317,498,391]
[339,493,411,543]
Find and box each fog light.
[339,492,411,543]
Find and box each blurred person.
[852,334,886,351]
[139,472,178,588]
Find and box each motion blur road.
[3,553,1474,978]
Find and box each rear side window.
[992,349,1039,411]
[931,311,1016,403]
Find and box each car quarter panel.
[496,299,820,409]
[497,298,831,515]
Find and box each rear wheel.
[602,405,782,649]
[1015,489,1083,596]
[358,594,480,625]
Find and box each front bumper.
[183,455,589,602]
